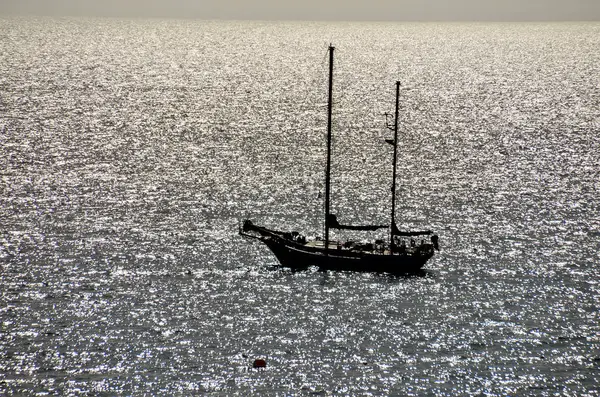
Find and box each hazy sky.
[1,0,599,21]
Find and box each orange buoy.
[252,359,267,368]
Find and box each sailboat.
[240,46,439,274]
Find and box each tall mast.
[390,81,400,252]
[324,45,334,251]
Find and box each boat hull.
[262,236,432,274]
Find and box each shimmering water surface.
[1,17,599,395]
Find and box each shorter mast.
[390,81,400,252]
[324,45,335,252]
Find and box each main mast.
[390,81,400,252]
[324,45,334,252]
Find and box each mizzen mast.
[390,81,401,252]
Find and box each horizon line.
[2,12,599,23]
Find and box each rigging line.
[309,45,329,102]
[309,45,335,117]
[321,42,330,65]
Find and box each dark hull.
[262,236,433,274]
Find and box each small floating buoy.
[252,359,267,369]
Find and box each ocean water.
[0,17,599,396]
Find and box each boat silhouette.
[240,46,439,274]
